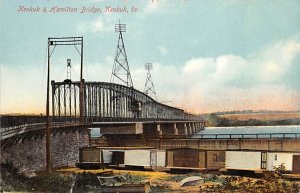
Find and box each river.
[192,125,300,139]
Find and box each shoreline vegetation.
[203,110,300,127]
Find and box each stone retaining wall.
[1,129,89,172]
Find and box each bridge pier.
[194,122,198,133]
[100,123,143,135]
[193,123,198,134]
[187,123,193,135]
[177,123,188,136]
[192,123,196,134]
[160,123,178,136]
[197,122,202,132]
[195,122,203,133]
[143,123,162,136]
[174,123,179,135]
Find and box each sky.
[0,0,300,114]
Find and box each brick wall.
[1,129,89,172]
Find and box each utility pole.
[46,37,84,173]
[46,38,51,173]
[79,37,84,122]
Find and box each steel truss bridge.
[1,34,202,158]
[51,80,199,122]
[1,31,300,172]
[1,80,202,145]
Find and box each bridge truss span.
[51,80,199,122]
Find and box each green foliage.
[150,184,172,193]
[161,172,203,182]
[203,174,221,183]
[2,162,299,193]
[0,162,72,193]
[199,176,300,193]
[162,174,187,182]
[0,163,150,193]
[206,113,219,126]
[72,172,100,193]
[0,162,31,192]
[273,163,287,175]
[205,113,300,127]
[122,173,147,183]
[30,173,72,193]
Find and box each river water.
[192,125,300,139]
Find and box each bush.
[199,176,300,193]
[273,163,287,175]
[0,162,72,193]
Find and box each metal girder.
[50,81,199,123]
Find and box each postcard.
[1,0,299,192]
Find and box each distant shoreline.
[204,112,300,127]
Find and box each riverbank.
[1,163,299,193]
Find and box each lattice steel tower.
[66,59,71,80]
[144,63,157,100]
[110,22,133,87]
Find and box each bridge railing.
[1,115,80,129]
[1,123,46,140]
[1,115,204,130]
[1,115,46,128]
[84,116,201,123]
[0,121,92,141]
[192,133,300,139]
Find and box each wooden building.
[166,148,225,171]
[224,150,300,173]
[77,146,154,169]
[124,149,166,169]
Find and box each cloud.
[129,34,300,113]
[77,17,112,34]
[2,34,300,114]
[258,36,300,84]
[157,46,168,55]
[183,58,215,74]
